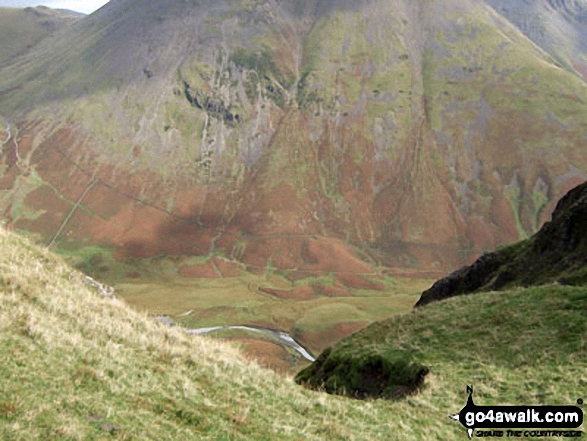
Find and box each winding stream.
[1,116,10,148]
[188,325,316,362]
[156,317,315,362]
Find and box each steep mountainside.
[416,180,587,307]
[486,0,587,80]
[1,0,587,282]
[0,6,79,68]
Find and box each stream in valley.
[156,317,316,362]
[1,117,10,149]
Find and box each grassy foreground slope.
[0,225,472,440]
[297,285,587,426]
[1,227,585,440]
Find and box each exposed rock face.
[1,0,587,280]
[416,181,587,307]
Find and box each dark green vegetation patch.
[295,348,428,400]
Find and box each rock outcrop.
[416,181,587,307]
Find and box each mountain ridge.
[485,0,587,80]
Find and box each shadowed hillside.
[416,180,587,307]
[0,6,79,68]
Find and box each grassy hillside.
[297,284,587,429]
[0,226,457,440]
[1,225,585,439]
[0,7,78,68]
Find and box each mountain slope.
[416,180,587,307]
[1,0,586,281]
[486,0,587,80]
[0,6,79,68]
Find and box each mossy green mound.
[297,283,587,410]
[296,348,428,399]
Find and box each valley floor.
[114,274,430,373]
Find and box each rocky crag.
[416,181,587,306]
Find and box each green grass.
[293,303,369,333]
[2,226,585,440]
[292,273,335,287]
[297,284,587,419]
[55,244,115,272]
[116,274,427,354]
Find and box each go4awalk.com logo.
[450,386,584,439]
